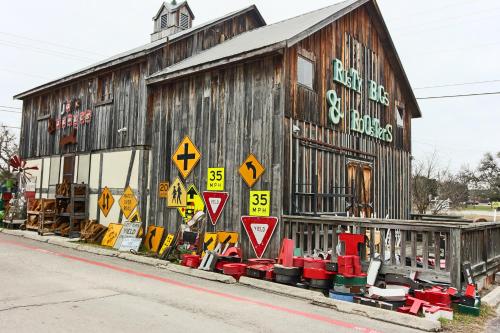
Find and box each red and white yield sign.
[241,216,278,258]
[202,191,229,226]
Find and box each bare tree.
[412,151,442,214]
[0,125,18,181]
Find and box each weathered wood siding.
[148,54,284,258]
[19,62,149,158]
[147,12,263,75]
[283,5,414,219]
[19,10,264,159]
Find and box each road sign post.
[241,216,278,258]
[239,154,265,188]
[119,186,138,219]
[172,136,201,179]
[98,186,114,217]
[167,177,187,208]
[202,191,229,226]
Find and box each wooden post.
[449,228,462,289]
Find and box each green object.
[457,304,480,316]
[0,210,4,221]
[293,248,303,256]
[335,274,367,286]
[5,179,13,188]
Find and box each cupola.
[151,1,195,42]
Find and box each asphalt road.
[0,233,424,333]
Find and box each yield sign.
[172,136,201,179]
[241,216,278,258]
[202,191,229,226]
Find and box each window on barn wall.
[297,56,314,90]
[39,95,50,116]
[396,106,404,127]
[97,74,113,103]
[77,154,90,184]
[160,14,168,29]
[180,13,189,29]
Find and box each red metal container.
[223,263,248,281]
[292,256,305,268]
[181,254,201,268]
[303,267,333,280]
[303,258,326,269]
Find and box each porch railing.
[282,215,500,289]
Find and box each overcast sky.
[0,0,498,172]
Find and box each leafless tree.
[0,125,18,181]
[412,151,443,214]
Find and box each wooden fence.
[282,215,500,289]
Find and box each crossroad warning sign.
[239,154,265,188]
[207,168,224,191]
[178,184,204,222]
[119,186,138,219]
[98,187,114,217]
[249,190,271,217]
[159,182,169,199]
[101,223,123,247]
[241,216,278,258]
[167,177,187,208]
[172,136,201,179]
[145,226,165,253]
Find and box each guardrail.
[282,215,500,289]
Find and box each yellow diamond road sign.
[239,154,265,188]
[119,186,138,219]
[167,177,187,208]
[172,136,201,179]
[178,184,205,222]
[98,186,114,217]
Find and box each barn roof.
[14,5,265,100]
[147,0,421,118]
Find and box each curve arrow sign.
[246,161,257,179]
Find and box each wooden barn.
[15,0,421,258]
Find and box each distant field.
[463,205,496,212]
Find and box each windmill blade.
[24,166,39,171]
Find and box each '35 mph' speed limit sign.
[249,190,270,217]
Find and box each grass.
[439,304,496,333]
[463,205,496,212]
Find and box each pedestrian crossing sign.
[167,177,187,208]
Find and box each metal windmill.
[9,155,38,192]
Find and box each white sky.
[0,0,498,172]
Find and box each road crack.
[0,293,121,312]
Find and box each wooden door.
[62,155,75,184]
[347,161,373,217]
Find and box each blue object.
[329,290,354,302]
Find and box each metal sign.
[239,154,265,188]
[145,226,165,253]
[159,233,175,256]
[178,184,204,222]
[114,222,141,249]
[492,202,500,209]
[249,190,271,217]
[203,232,218,252]
[172,136,201,179]
[98,187,115,217]
[159,182,169,199]
[128,210,141,223]
[202,191,229,226]
[217,231,239,245]
[101,223,123,247]
[119,186,138,219]
[167,177,187,208]
[207,167,225,191]
[241,216,278,258]
[119,237,142,252]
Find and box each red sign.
[202,191,229,226]
[241,216,278,258]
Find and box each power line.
[417,91,500,100]
[0,31,106,57]
[0,105,21,110]
[0,109,21,114]
[414,79,500,90]
[0,39,96,62]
